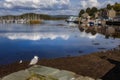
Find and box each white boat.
[66,16,79,23]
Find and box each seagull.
[19,60,23,64]
[29,56,39,65]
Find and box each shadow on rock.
[102,58,120,80]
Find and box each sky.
[0,0,119,15]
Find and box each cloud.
[1,0,70,10]
[0,0,119,15]
[0,0,71,15]
[80,0,100,8]
[99,0,118,8]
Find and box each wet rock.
[1,65,76,80]
[27,74,58,80]
[1,65,97,80]
[52,70,75,80]
[96,79,102,80]
[28,65,60,76]
[75,76,95,80]
[2,70,30,80]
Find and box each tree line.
[0,13,65,20]
[79,2,120,17]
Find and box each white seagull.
[29,56,39,65]
[19,60,23,64]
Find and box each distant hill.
[51,15,74,19]
[0,13,67,20]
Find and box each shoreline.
[0,47,120,79]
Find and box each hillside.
[0,13,66,20]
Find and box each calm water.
[0,20,120,65]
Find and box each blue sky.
[0,0,119,15]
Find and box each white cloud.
[2,0,70,9]
[80,0,100,8]
[0,0,119,15]
[99,0,116,8]
[0,0,71,15]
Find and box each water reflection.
[0,21,119,65]
[0,21,98,40]
[0,32,98,41]
[78,25,120,39]
[0,32,97,40]
[79,32,98,39]
[0,33,69,40]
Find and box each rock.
[27,76,40,80]
[75,76,95,80]
[1,65,96,80]
[28,65,60,76]
[28,65,76,80]
[2,70,30,80]
[96,79,102,80]
[27,74,58,80]
[52,70,75,80]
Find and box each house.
[108,8,116,19]
[95,12,100,18]
[81,13,89,19]
[101,9,109,19]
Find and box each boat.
[66,16,79,24]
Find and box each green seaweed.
[27,74,58,80]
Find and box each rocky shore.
[0,46,120,80]
[1,65,97,80]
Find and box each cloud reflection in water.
[0,31,98,41]
[1,32,70,40]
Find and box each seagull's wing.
[29,58,38,65]
[29,58,35,65]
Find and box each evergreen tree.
[107,4,112,10]
[86,7,91,15]
[79,9,85,17]
[113,3,120,12]
[90,7,98,17]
